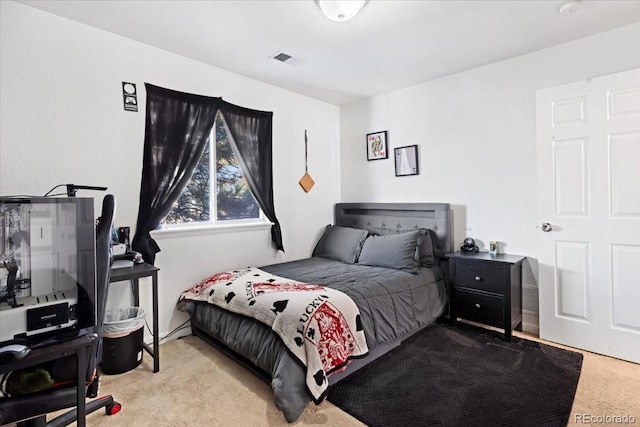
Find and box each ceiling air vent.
[270,51,299,66]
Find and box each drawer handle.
[475,303,481,309]
[475,276,481,281]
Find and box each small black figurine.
[460,237,479,253]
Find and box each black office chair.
[0,195,121,426]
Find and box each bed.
[177,203,453,422]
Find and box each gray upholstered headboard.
[334,203,453,258]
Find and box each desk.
[109,263,160,373]
[0,333,94,427]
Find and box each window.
[163,112,261,227]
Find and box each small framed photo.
[394,145,419,176]
[366,131,388,161]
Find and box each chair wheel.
[106,402,122,415]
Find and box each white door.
[537,68,640,364]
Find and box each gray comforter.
[178,257,446,422]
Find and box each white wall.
[340,23,640,333]
[3,1,639,340]
[0,1,340,343]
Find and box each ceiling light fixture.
[558,0,582,16]
[315,0,368,22]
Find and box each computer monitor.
[0,197,96,346]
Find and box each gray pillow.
[312,225,368,264]
[357,230,421,273]
[368,227,436,267]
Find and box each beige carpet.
[85,335,362,427]
[52,330,640,426]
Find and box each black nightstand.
[446,252,526,342]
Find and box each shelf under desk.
[0,333,95,427]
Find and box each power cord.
[43,184,67,197]
[143,318,191,343]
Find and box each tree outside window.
[163,112,260,225]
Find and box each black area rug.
[327,322,583,427]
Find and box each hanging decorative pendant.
[299,129,315,192]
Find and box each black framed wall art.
[394,145,419,176]
[366,131,388,161]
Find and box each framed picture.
[366,131,388,161]
[394,145,419,176]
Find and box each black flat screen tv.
[0,197,96,346]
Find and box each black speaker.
[118,227,131,251]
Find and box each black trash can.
[101,307,146,375]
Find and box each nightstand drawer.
[455,290,504,327]
[455,261,506,294]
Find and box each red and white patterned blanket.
[179,267,369,401]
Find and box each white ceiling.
[17,0,640,105]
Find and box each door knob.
[541,222,552,232]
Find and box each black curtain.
[132,84,284,264]
[219,101,284,251]
[132,84,221,264]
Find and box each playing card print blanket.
[177,257,447,422]
[178,267,369,401]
